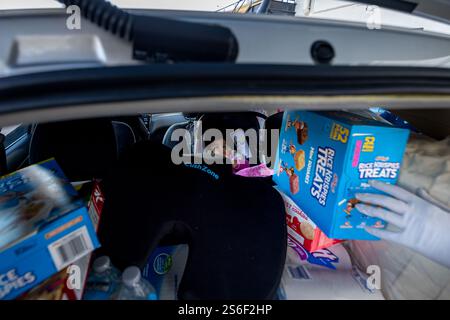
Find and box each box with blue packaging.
[0,159,100,300]
[273,111,410,240]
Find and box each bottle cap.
[122,266,141,287]
[93,256,111,274]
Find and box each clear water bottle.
[83,256,121,300]
[112,266,157,300]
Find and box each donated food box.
[142,245,189,300]
[273,111,409,240]
[275,187,342,252]
[20,180,105,300]
[277,235,384,300]
[0,160,100,300]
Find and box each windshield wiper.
[57,0,239,63]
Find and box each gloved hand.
[355,180,450,268]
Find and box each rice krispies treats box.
[273,111,409,240]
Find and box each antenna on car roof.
[57,0,239,63]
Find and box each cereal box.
[0,160,100,300]
[20,180,105,300]
[275,187,342,252]
[273,111,409,240]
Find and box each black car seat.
[162,113,201,149]
[29,119,136,181]
[98,141,287,300]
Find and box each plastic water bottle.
[112,266,157,300]
[83,256,121,300]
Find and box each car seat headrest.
[29,119,135,182]
[98,141,287,300]
[162,120,191,149]
[112,121,136,155]
[200,112,264,133]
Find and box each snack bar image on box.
[273,111,410,240]
[275,187,342,252]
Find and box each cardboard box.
[277,235,385,300]
[0,160,100,300]
[20,180,105,300]
[273,111,409,240]
[276,187,341,252]
[77,179,106,300]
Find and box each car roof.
[353,0,450,24]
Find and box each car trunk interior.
[1,102,449,300]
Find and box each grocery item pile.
[0,160,100,300]
[0,109,418,300]
[0,158,188,300]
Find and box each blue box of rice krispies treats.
[273,111,410,240]
[0,159,100,300]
